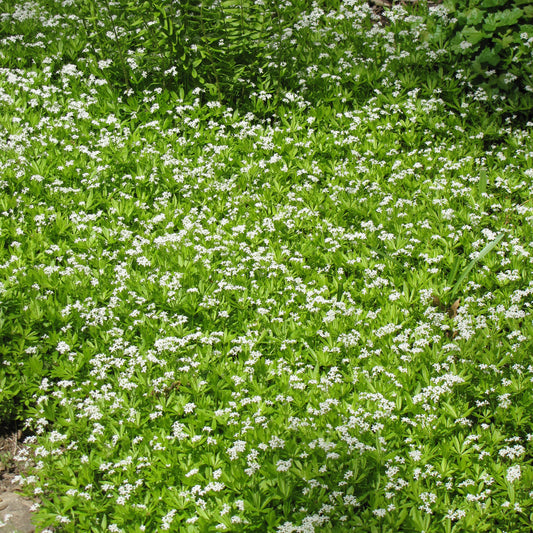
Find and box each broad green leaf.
[483,8,523,33]
[481,0,507,6]
[522,7,533,20]
[520,24,533,36]
[466,7,484,26]
[462,26,485,45]
[476,47,501,66]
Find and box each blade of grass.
[374,248,405,272]
[450,232,505,300]
[478,170,487,196]
[447,255,462,287]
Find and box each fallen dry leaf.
[448,298,461,319]
[446,329,458,339]
[431,295,461,318]
[431,294,445,310]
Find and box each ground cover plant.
[443,0,533,105]
[0,0,533,531]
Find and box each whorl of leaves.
[79,0,311,107]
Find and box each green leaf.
[28,355,43,375]
[447,255,463,287]
[478,170,488,195]
[483,9,523,33]
[476,47,501,66]
[481,0,508,7]
[450,232,505,299]
[461,27,485,45]
[466,7,485,26]
[520,25,533,38]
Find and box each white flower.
[506,465,521,484]
[276,459,292,472]
[183,403,196,414]
[98,59,112,69]
[56,341,70,354]
[409,449,422,462]
[227,441,246,460]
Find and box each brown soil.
[0,424,38,532]
[0,425,27,493]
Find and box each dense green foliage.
[54,0,343,108]
[0,0,532,532]
[443,0,533,111]
[2,0,533,115]
[78,0,278,101]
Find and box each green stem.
[105,5,131,89]
[200,1,221,100]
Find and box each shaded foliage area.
[443,0,533,116]
[1,0,532,117]
[74,0,533,117]
[76,0,327,106]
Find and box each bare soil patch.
[0,425,26,492]
[0,423,36,532]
